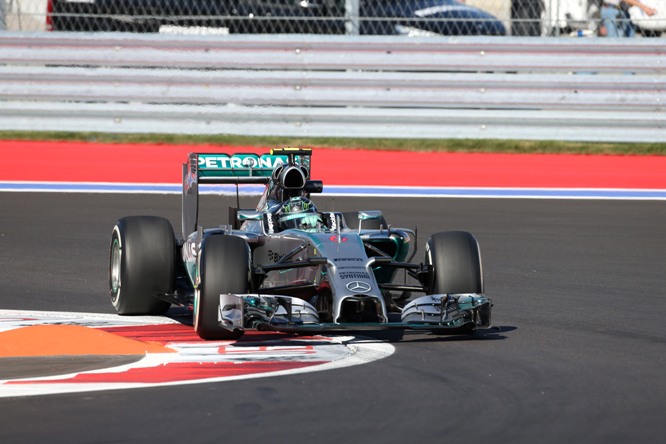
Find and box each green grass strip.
[1,131,665,156]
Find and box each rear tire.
[109,216,174,315]
[425,231,483,294]
[195,235,250,340]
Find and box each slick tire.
[342,211,388,230]
[194,235,250,340]
[426,231,483,295]
[109,216,174,315]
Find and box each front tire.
[195,235,250,340]
[109,216,174,315]
[425,231,483,294]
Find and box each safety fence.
[0,32,664,142]
[2,0,666,37]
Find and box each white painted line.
[1,181,665,200]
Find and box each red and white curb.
[0,309,394,398]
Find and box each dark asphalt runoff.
[0,192,665,443]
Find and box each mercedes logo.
[346,281,372,293]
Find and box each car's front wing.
[217,293,492,337]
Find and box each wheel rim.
[110,237,121,297]
[425,243,435,293]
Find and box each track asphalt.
[0,193,664,443]
[0,143,664,442]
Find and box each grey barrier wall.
[0,32,664,142]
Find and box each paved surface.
[0,192,665,443]
[0,355,141,380]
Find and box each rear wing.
[181,149,314,238]
[189,152,289,184]
[184,149,312,183]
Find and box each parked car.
[49,0,507,35]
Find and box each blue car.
[49,0,506,36]
[357,0,507,36]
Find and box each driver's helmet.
[276,197,321,231]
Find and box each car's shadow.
[348,325,516,343]
[165,307,515,344]
[398,325,516,343]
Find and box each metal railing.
[0,32,664,142]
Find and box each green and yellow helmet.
[276,197,321,231]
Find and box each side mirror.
[305,180,323,194]
[359,210,383,221]
[237,210,264,221]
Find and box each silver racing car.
[109,148,492,339]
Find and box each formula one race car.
[109,148,491,339]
